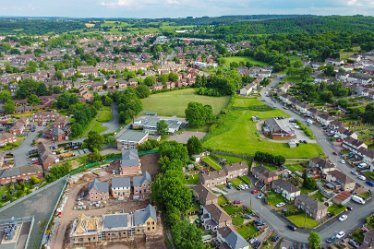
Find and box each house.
[193,184,218,206]
[294,194,328,220]
[359,229,374,249]
[87,179,109,202]
[116,130,149,150]
[224,162,249,179]
[326,170,356,191]
[70,214,101,244]
[342,137,368,154]
[315,113,334,126]
[111,177,131,200]
[0,132,16,147]
[333,191,352,205]
[37,143,59,169]
[9,120,26,135]
[239,84,254,96]
[70,205,157,244]
[0,164,43,185]
[202,204,232,231]
[32,111,58,126]
[309,157,336,174]
[279,82,292,93]
[271,179,300,201]
[133,171,152,200]
[251,166,278,184]
[217,226,250,249]
[358,148,374,170]
[120,149,141,177]
[263,118,295,140]
[199,162,248,188]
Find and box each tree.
[185,102,214,128]
[84,131,105,151]
[136,85,151,99]
[159,141,189,166]
[171,220,204,249]
[308,231,321,249]
[144,76,156,86]
[87,149,103,163]
[157,120,168,136]
[363,103,374,124]
[303,177,317,190]
[56,92,79,110]
[187,136,203,155]
[3,100,15,114]
[27,94,41,106]
[168,72,179,82]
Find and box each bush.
[296,120,315,139]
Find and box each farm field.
[220,56,268,67]
[203,97,324,159]
[141,88,230,117]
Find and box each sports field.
[141,88,230,117]
[203,97,324,159]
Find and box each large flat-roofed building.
[116,130,149,150]
[133,115,182,135]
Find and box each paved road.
[0,178,66,249]
[261,76,373,191]
[102,103,120,134]
[226,190,372,244]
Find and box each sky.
[0,0,373,18]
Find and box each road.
[260,76,373,191]
[239,74,374,243]
[226,190,372,244]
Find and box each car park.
[335,231,345,239]
[338,214,348,221]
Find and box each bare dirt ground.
[167,131,206,144]
[140,153,160,177]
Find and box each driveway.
[102,103,120,134]
[225,190,372,244]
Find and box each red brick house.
[251,166,278,184]
[0,132,16,147]
[120,149,141,176]
[0,165,43,185]
[88,179,109,202]
[133,171,152,200]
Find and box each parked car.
[348,239,360,248]
[243,214,252,219]
[351,170,359,176]
[287,224,297,231]
[272,235,280,242]
[335,231,345,239]
[340,159,345,164]
[338,214,348,221]
[232,200,241,205]
[326,236,337,244]
[366,181,374,187]
[336,138,343,142]
[358,162,368,169]
[346,206,353,211]
[358,175,366,181]
[251,189,260,194]
[352,195,366,205]
[333,152,338,156]
[276,202,286,208]
[256,193,265,199]
[254,219,266,226]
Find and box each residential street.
[237,75,374,243]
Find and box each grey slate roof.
[0,164,42,178]
[133,171,152,187]
[111,177,131,189]
[88,179,109,193]
[272,179,300,193]
[133,204,157,226]
[103,213,129,230]
[121,149,140,167]
[219,227,249,249]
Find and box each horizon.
[0,0,373,18]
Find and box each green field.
[203,97,324,159]
[220,56,268,67]
[97,107,113,122]
[202,156,222,171]
[141,88,230,117]
[287,214,319,228]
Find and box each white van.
[351,195,366,205]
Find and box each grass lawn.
[300,187,315,195]
[202,156,222,171]
[186,174,200,185]
[214,154,246,164]
[141,88,230,117]
[230,178,245,187]
[220,56,268,67]
[266,191,285,206]
[82,119,108,137]
[311,191,325,202]
[286,164,305,173]
[218,195,229,206]
[287,214,319,228]
[232,215,244,226]
[0,136,25,151]
[239,176,252,185]
[96,107,113,122]
[203,97,324,159]
[364,171,374,181]
[222,203,242,216]
[328,204,346,216]
[263,164,279,171]
[237,222,259,240]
